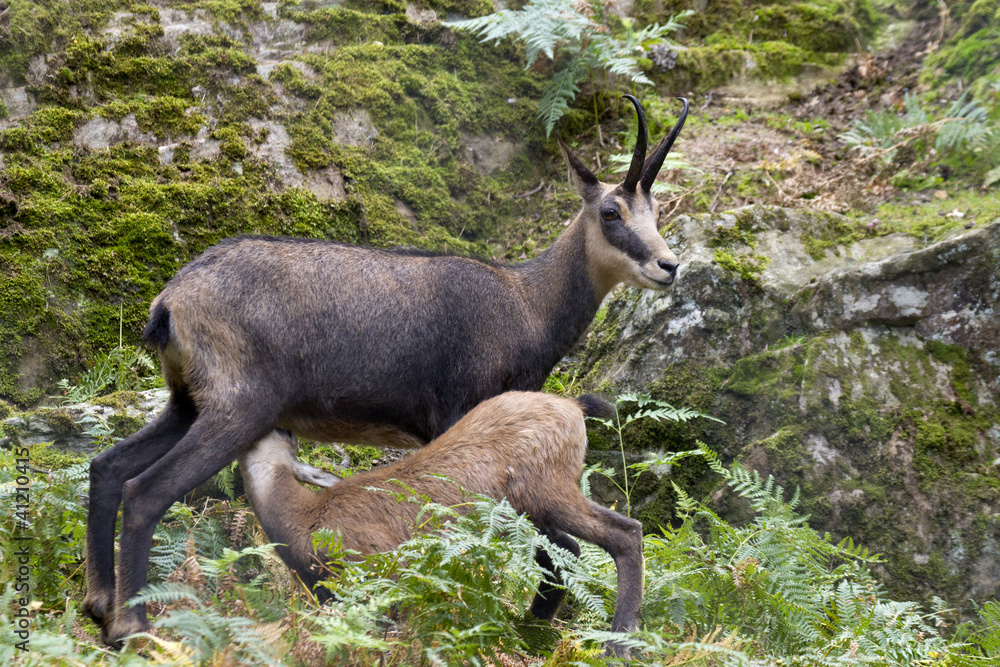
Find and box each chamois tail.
[142,302,172,351]
[575,394,614,420]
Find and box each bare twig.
[514,181,545,200]
[699,91,715,113]
[709,171,732,212]
[764,168,792,203]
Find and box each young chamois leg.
[536,497,644,659]
[82,395,197,632]
[529,528,581,621]
[105,401,277,644]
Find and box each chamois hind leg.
[528,528,580,621]
[83,395,196,631]
[104,402,277,645]
[539,497,644,659]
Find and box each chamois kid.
[84,96,687,644]
[239,392,643,658]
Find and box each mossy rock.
[0,0,552,405]
[575,208,1000,614]
[636,0,878,92]
[27,440,89,470]
[919,0,1000,99]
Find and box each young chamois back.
[239,391,643,658]
[84,96,687,644]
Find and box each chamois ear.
[558,139,601,201]
[292,460,343,488]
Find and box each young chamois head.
[562,96,689,293]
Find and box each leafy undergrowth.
[1,402,998,666]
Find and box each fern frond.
[538,61,584,138]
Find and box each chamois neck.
[513,214,603,355]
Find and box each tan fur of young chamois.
[83,96,686,645]
[239,392,643,658]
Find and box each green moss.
[757,425,809,475]
[642,0,877,91]
[799,211,877,260]
[909,401,992,473]
[344,444,384,472]
[195,0,266,25]
[920,0,1000,98]
[210,126,248,160]
[15,408,80,437]
[883,550,961,606]
[708,211,763,248]
[0,0,128,84]
[99,95,206,137]
[633,0,878,48]
[925,341,977,404]
[955,0,1000,39]
[713,248,771,284]
[748,2,879,53]
[648,363,728,414]
[27,441,88,470]
[91,390,144,410]
[725,349,798,401]
[922,27,1000,89]
[0,0,552,404]
[0,107,85,153]
[706,208,774,284]
[269,63,324,100]
[107,412,147,438]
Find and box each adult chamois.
[84,96,688,644]
[239,392,643,658]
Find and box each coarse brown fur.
[82,98,687,645]
[240,392,643,658]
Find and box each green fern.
[538,60,585,139]
[590,394,722,517]
[937,93,993,152]
[446,2,691,137]
[57,307,162,403]
[840,91,994,175]
[129,582,282,666]
[608,149,700,195]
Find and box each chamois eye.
[601,208,619,221]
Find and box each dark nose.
[657,259,678,277]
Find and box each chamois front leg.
[105,404,277,646]
[529,528,580,621]
[543,499,644,659]
[83,397,195,636]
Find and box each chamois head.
[563,96,688,292]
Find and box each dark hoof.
[105,615,151,648]
[81,594,111,626]
[516,614,559,655]
[604,641,632,661]
[100,625,121,650]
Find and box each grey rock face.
[74,115,159,150]
[331,109,378,148]
[1,389,169,453]
[580,205,1000,614]
[0,87,37,119]
[461,133,523,176]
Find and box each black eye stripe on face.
[601,216,651,263]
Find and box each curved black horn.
[621,94,647,193]
[640,97,689,193]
